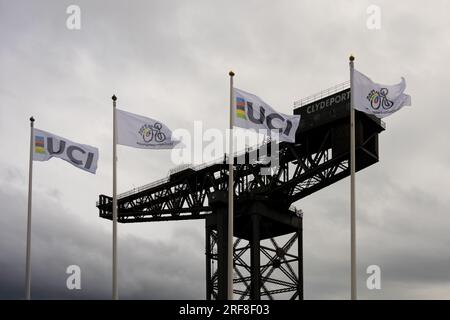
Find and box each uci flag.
[33,128,99,174]
[353,69,411,118]
[233,88,300,143]
[116,109,181,149]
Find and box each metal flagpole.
[112,95,119,300]
[228,71,235,300]
[25,116,35,300]
[349,55,357,300]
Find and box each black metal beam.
[250,214,261,300]
[205,222,213,300]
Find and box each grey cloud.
[1,0,450,299]
[0,166,204,299]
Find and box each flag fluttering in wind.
[110,102,183,300]
[348,57,412,300]
[353,69,411,118]
[116,109,181,149]
[33,128,99,174]
[26,119,99,300]
[233,88,301,143]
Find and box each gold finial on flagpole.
[229,71,235,77]
[349,55,355,62]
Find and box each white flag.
[33,128,99,174]
[117,109,181,149]
[353,69,411,118]
[234,88,300,143]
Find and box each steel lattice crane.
[97,84,385,300]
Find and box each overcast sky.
[1,0,450,300]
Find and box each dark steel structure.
[96,84,385,300]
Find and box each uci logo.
[139,123,166,143]
[367,88,394,110]
[244,101,293,136]
[45,137,96,170]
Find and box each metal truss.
[97,97,384,301]
[206,230,302,300]
[97,112,382,223]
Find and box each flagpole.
[228,71,235,300]
[112,95,119,300]
[25,116,34,300]
[349,55,357,300]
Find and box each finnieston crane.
[97,82,385,300]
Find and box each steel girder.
[97,112,381,222]
[206,230,302,300]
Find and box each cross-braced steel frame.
[206,227,302,300]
